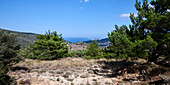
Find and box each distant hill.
[0,28,110,48]
[0,28,38,48]
[0,28,72,48]
[0,28,74,48]
[83,38,110,47]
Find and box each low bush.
[57,78,60,81]
[86,40,100,57]
[85,56,92,60]
[68,50,86,57]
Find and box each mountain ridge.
[83,38,110,47]
[0,28,38,48]
[0,28,110,47]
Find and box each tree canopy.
[27,30,68,60]
[86,40,100,58]
[106,0,169,62]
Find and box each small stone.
[150,62,155,65]
[55,74,60,77]
[80,73,89,78]
[62,74,69,78]
[91,74,96,77]
[17,78,25,84]
[87,68,92,71]
[69,68,75,72]
[88,70,94,74]
[20,70,26,73]
[73,73,79,78]
[160,75,170,82]
[65,71,72,75]
[67,78,74,82]
[56,70,64,74]
[76,66,82,70]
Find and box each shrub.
[85,56,92,60]
[106,26,135,59]
[68,50,86,57]
[106,26,158,60]
[57,78,60,81]
[133,35,157,59]
[86,40,101,58]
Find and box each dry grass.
[15,58,96,71]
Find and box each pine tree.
[133,35,157,59]
[0,31,21,66]
[27,30,68,60]
[86,40,100,58]
[130,0,170,62]
[107,0,169,62]
[107,25,135,58]
[0,31,21,85]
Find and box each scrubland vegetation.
[0,0,170,85]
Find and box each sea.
[64,37,90,43]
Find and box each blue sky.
[0,0,149,39]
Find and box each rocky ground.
[8,58,170,85]
[67,43,88,50]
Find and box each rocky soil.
[67,43,88,50]
[8,58,170,85]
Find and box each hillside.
[83,38,110,47]
[0,28,110,48]
[0,28,38,48]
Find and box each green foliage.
[0,31,21,85]
[106,0,169,62]
[85,56,92,60]
[106,26,135,58]
[106,25,158,59]
[0,28,38,48]
[57,78,60,81]
[133,35,157,59]
[27,30,68,60]
[68,41,103,59]
[131,0,170,62]
[68,50,86,57]
[103,52,117,59]
[0,64,14,85]
[0,31,21,66]
[86,40,101,58]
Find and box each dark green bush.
[106,26,135,59]
[104,0,169,62]
[86,40,101,58]
[68,50,86,57]
[106,25,158,60]
[57,78,60,81]
[85,56,92,60]
[0,64,15,85]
